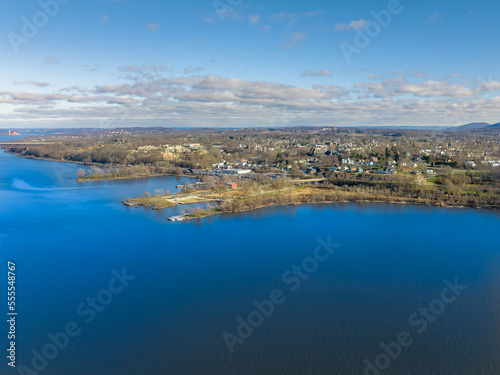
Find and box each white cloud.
[249,14,260,24]
[120,65,169,73]
[301,69,332,77]
[356,78,480,99]
[3,71,500,128]
[42,56,59,68]
[427,12,445,23]
[304,11,323,18]
[99,14,108,24]
[184,66,204,74]
[145,23,160,32]
[270,11,322,27]
[68,95,138,105]
[397,80,474,98]
[411,71,433,78]
[478,81,500,92]
[83,64,102,72]
[118,65,169,81]
[13,81,50,88]
[270,12,301,22]
[334,19,368,31]
[281,32,308,50]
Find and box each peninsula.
[3,126,500,220]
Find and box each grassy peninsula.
[123,172,500,221]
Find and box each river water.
[1,136,500,375]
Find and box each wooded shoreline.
[124,182,499,223]
[4,148,499,221]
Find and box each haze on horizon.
[1,0,499,129]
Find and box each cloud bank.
[1,69,500,128]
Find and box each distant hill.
[448,122,491,131]
[488,122,500,128]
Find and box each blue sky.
[1,0,499,128]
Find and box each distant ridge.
[448,122,491,131]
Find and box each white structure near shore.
[223,169,252,175]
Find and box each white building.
[223,169,252,175]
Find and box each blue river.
[1,135,500,374]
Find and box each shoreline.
[127,187,497,223]
[77,172,195,182]
[4,150,498,220]
[181,196,500,222]
[179,198,493,222]
[1,149,197,182]
[1,149,112,167]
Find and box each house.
[162,152,177,160]
[465,161,476,168]
[310,144,328,155]
[379,166,397,174]
[227,181,237,189]
[305,167,317,174]
[185,143,202,149]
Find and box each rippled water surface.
[1,138,500,375]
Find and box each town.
[3,124,500,219]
